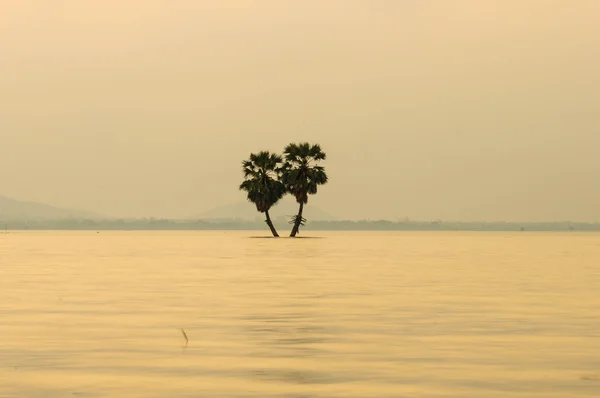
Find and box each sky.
[1,0,599,221]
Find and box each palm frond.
[288,214,307,226]
[239,150,286,213]
[279,143,327,204]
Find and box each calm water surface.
[1,231,600,397]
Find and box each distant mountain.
[0,196,104,220]
[197,197,336,222]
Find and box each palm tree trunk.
[290,202,304,237]
[264,210,279,237]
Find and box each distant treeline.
[1,218,599,231]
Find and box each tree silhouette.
[240,151,286,237]
[280,143,328,237]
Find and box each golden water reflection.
[1,231,600,397]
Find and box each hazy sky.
[1,1,599,221]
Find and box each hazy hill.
[197,197,336,222]
[0,196,103,220]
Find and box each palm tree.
[280,143,328,237]
[240,151,286,237]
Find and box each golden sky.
[1,1,599,220]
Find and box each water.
[1,231,599,397]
